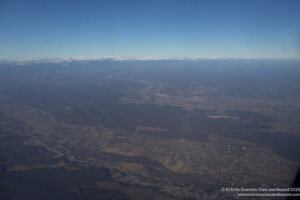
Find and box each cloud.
[2,56,272,66]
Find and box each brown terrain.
[0,59,299,199]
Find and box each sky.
[0,0,300,60]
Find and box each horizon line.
[1,56,299,65]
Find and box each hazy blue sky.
[0,0,300,60]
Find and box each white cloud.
[2,56,270,65]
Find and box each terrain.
[0,59,299,199]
